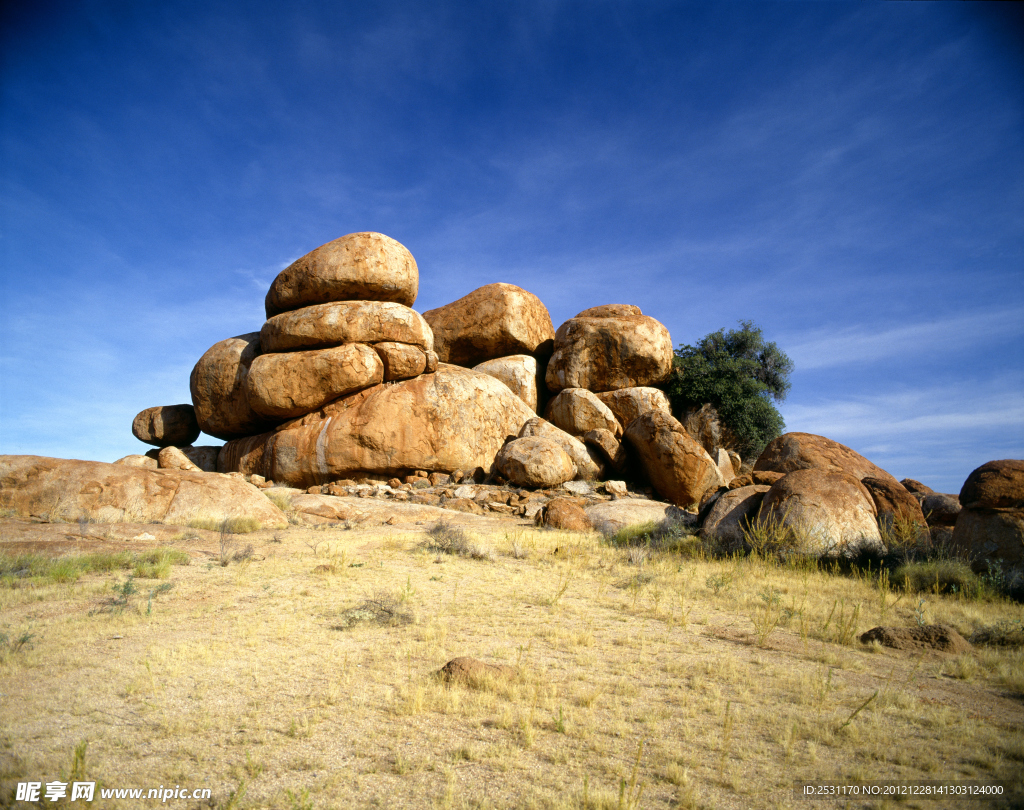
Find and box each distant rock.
[495,437,577,489]
[190,332,279,441]
[264,232,418,318]
[951,459,1024,581]
[900,478,935,496]
[545,388,622,437]
[545,307,672,394]
[958,459,1024,510]
[260,300,433,353]
[754,432,900,487]
[473,355,539,411]
[423,283,555,367]
[131,404,200,448]
[920,493,961,527]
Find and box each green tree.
[664,320,793,461]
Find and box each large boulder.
[245,343,384,419]
[754,432,900,487]
[518,417,603,480]
[594,387,672,430]
[584,498,692,536]
[264,232,418,318]
[860,477,927,530]
[951,460,1024,580]
[190,332,279,441]
[260,301,433,353]
[959,460,1024,510]
[702,485,771,550]
[623,411,724,506]
[131,404,200,448]
[545,307,672,394]
[494,437,577,488]
[218,365,535,488]
[473,355,539,412]
[423,283,555,367]
[544,388,622,438]
[0,455,287,528]
[756,469,881,555]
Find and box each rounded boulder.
[131,404,200,448]
[495,437,577,489]
[754,432,900,487]
[545,388,622,438]
[265,232,418,318]
[261,300,433,353]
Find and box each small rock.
[157,446,201,472]
[251,474,266,487]
[388,478,402,489]
[562,480,593,496]
[428,472,451,487]
[437,657,517,687]
[603,480,628,497]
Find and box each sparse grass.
[1,518,1021,809]
[264,489,294,512]
[188,514,262,533]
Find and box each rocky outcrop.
[951,460,1024,578]
[423,283,555,367]
[623,411,724,506]
[545,307,672,394]
[702,485,771,549]
[132,404,200,448]
[473,355,539,412]
[264,232,418,318]
[495,438,577,488]
[544,388,622,438]
[245,343,384,419]
[756,468,881,555]
[754,432,900,487]
[190,333,279,441]
[0,455,287,528]
[219,365,535,488]
[260,301,433,353]
[518,417,603,480]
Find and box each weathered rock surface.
[131,404,200,448]
[148,445,221,472]
[423,283,555,367]
[114,454,159,469]
[702,485,771,549]
[754,432,900,487]
[537,498,593,531]
[545,308,672,394]
[756,468,881,555]
[959,459,1024,510]
[261,301,433,353]
[245,343,383,419]
[951,509,1024,575]
[518,417,603,480]
[190,332,279,441]
[0,455,287,528]
[495,438,577,489]
[595,387,671,429]
[473,355,539,412]
[374,342,428,381]
[264,232,418,318]
[860,476,927,529]
[576,304,642,318]
[584,498,693,536]
[715,448,736,485]
[545,388,622,438]
[218,365,535,488]
[157,446,201,472]
[623,411,724,507]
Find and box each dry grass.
[1,518,1022,809]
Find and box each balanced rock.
[260,300,433,353]
[218,365,535,488]
[190,332,279,441]
[245,343,383,419]
[132,404,200,448]
[860,476,927,530]
[0,455,287,528]
[545,306,672,394]
[374,342,428,381]
[545,388,621,438]
[495,437,576,489]
[518,417,603,480]
[473,355,539,412]
[623,411,724,506]
[958,459,1024,510]
[595,386,671,428]
[754,432,900,487]
[423,283,555,367]
[264,232,418,318]
[756,468,881,555]
[702,485,771,550]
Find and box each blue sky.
[1,1,1021,493]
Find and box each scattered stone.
[428,472,451,487]
[623,411,724,507]
[424,283,555,367]
[545,308,672,394]
[603,480,628,497]
[388,477,402,488]
[859,625,971,655]
[538,498,592,531]
[472,355,540,411]
[251,474,266,487]
[445,497,483,515]
[264,231,418,318]
[190,332,279,440]
[545,388,622,437]
[561,480,593,496]
[494,437,577,489]
[131,404,200,448]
